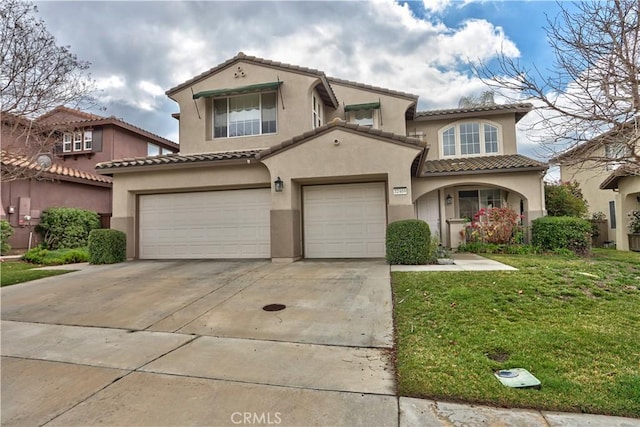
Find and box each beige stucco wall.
[110,163,270,258]
[261,128,422,211]
[560,157,619,242]
[614,175,640,251]
[325,82,414,136]
[169,61,329,154]
[406,113,518,158]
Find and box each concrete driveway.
[1,260,397,426]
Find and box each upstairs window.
[213,92,277,138]
[63,133,72,152]
[439,121,501,158]
[83,130,93,150]
[73,132,83,151]
[345,102,380,128]
[147,143,160,156]
[312,95,323,128]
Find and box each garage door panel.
[139,189,270,259]
[303,183,386,258]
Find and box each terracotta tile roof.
[327,77,418,101]
[45,116,179,151]
[36,106,104,122]
[419,154,547,176]
[165,52,338,108]
[415,103,533,123]
[1,151,112,185]
[96,150,262,174]
[599,165,640,190]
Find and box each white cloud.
[422,0,452,13]
[138,81,164,97]
[95,75,126,90]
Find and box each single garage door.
[139,189,270,259]
[303,183,386,258]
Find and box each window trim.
[312,93,323,129]
[62,133,72,152]
[83,130,93,150]
[438,120,503,158]
[73,132,83,151]
[212,91,278,139]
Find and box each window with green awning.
[344,101,381,112]
[192,81,282,99]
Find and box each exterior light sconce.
[446,194,453,205]
[274,176,284,193]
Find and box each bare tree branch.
[1,0,96,182]
[477,0,640,172]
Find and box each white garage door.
[303,183,386,258]
[139,189,270,259]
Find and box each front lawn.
[1,261,75,287]
[393,248,640,417]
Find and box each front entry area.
[138,189,271,259]
[303,183,387,258]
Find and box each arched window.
[439,121,501,157]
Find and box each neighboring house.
[97,52,547,261]
[599,166,640,251]
[1,106,179,249]
[552,126,640,250]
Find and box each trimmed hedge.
[88,229,126,264]
[386,219,431,265]
[1,219,13,255]
[37,208,101,250]
[532,216,592,255]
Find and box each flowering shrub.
[463,207,522,244]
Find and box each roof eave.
[420,165,548,177]
[96,157,258,176]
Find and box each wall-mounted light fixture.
[274,176,284,193]
[446,194,453,205]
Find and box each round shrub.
[88,229,126,264]
[1,219,13,255]
[386,219,431,265]
[37,208,100,250]
[532,216,592,256]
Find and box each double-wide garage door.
[303,183,386,258]
[139,189,270,259]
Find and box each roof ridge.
[1,150,112,184]
[327,76,418,100]
[416,103,533,116]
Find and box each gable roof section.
[96,150,262,175]
[415,103,533,123]
[36,106,103,123]
[599,165,640,190]
[551,121,638,163]
[1,151,112,186]
[419,154,547,177]
[166,52,338,108]
[256,118,423,161]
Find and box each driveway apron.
[1,260,396,427]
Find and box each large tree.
[481,0,639,171]
[1,0,95,181]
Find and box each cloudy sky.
[35,0,572,161]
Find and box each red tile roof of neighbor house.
[95,150,263,174]
[419,154,547,176]
[1,151,113,185]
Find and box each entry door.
[417,193,440,239]
[303,183,386,258]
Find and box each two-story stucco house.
[97,52,547,261]
[1,106,179,249]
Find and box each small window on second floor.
[63,133,72,152]
[213,92,277,138]
[73,132,83,151]
[83,130,93,150]
[312,95,323,129]
[351,109,374,127]
[147,143,160,156]
[439,121,501,158]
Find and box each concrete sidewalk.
[391,252,518,272]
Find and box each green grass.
[393,248,640,417]
[1,261,75,287]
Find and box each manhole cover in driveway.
[262,303,286,312]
